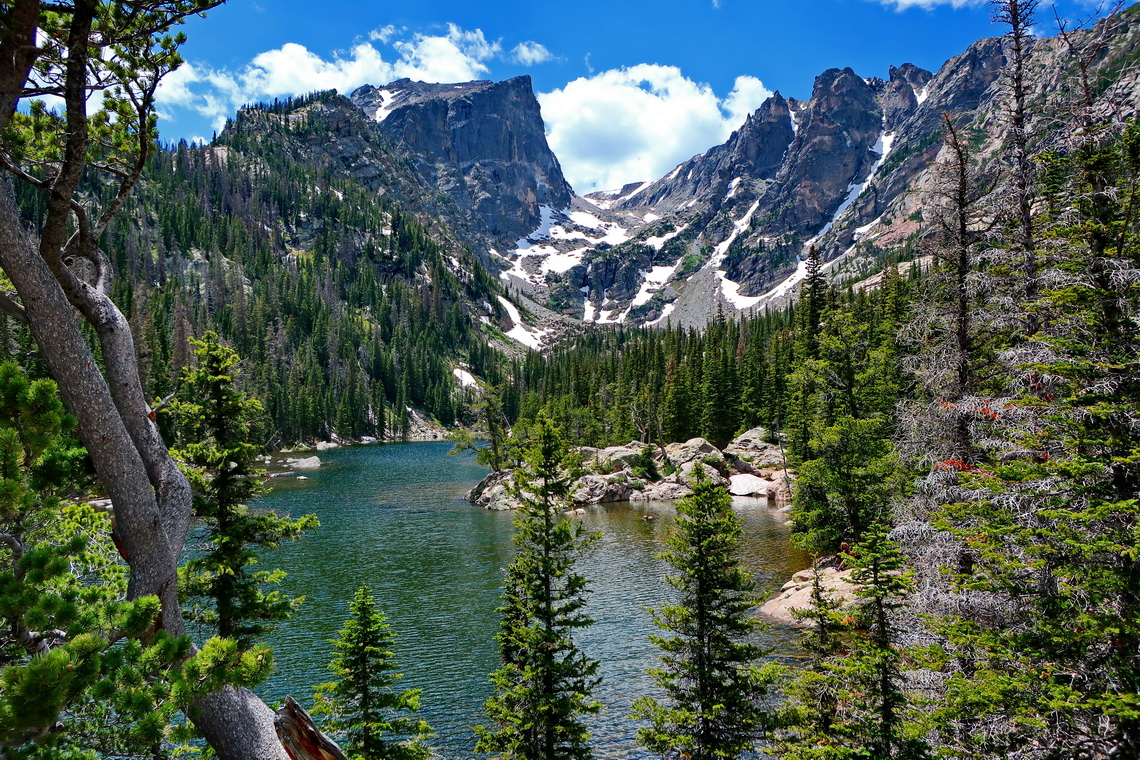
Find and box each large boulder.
[678,460,727,486]
[285,455,321,471]
[629,476,692,502]
[665,438,725,468]
[595,443,645,471]
[725,427,786,473]
[759,566,860,627]
[577,446,601,465]
[728,473,774,497]
[572,473,635,505]
[773,472,796,509]
[466,470,520,511]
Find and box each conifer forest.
[0,1,1138,759]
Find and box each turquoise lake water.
[254,441,809,759]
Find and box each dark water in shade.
[255,441,810,760]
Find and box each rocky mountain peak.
[349,75,572,246]
[880,63,933,128]
[762,67,884,236]
[890,63,933,93]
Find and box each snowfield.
[496,295,549,350]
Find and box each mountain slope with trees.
[9,91,521,446]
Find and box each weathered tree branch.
[0,292,28,323]
[275,697,348,760]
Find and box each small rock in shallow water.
[759,566,861,627]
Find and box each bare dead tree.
[898,113,1000,474]
[991,0,1041,318]
[1054,1,1126,135]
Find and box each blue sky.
[159,0,1134,193]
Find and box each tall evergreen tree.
[476,416,600,760]
[632,466,777,760]
[172,332,317,645]
[779,525,930,760]
[791,415,896,555]
[313,584,432,760]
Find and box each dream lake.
[254,441,809,759]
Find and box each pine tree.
[779,526,930,760]
[475,416,600,760]
[172,332,317,646]
[0,361,273,756]
[632,466,777,760]
[791,415,896,555]
[313,584,432,760]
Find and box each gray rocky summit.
[350,76,573,247]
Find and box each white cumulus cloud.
[512,41,553,66]
[874,0,983,9]
[158,24,512,132]
[538,66,771,194]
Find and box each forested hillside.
[491,251,911,454]
[10,92,508,445]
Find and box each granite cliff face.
[350,77,573,247]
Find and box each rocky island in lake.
[465,426,795,511]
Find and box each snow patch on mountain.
[453,367,477,388]
[541,249,590,274]
[497,206,633,287]
[725,177,743,201]
[629,263,680,310]
[497,295,549,350]
[583,299,597,322]
[707,200,763,307]
[762,256,811,302]
[372,90,398,122]
[855,215,883,237]
[644,223,688,251]
[514,205,558,249]
[567,210,630,245]
[645,303,676,327]
[810,130,895,243]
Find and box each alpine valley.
[40,3,1140,440]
